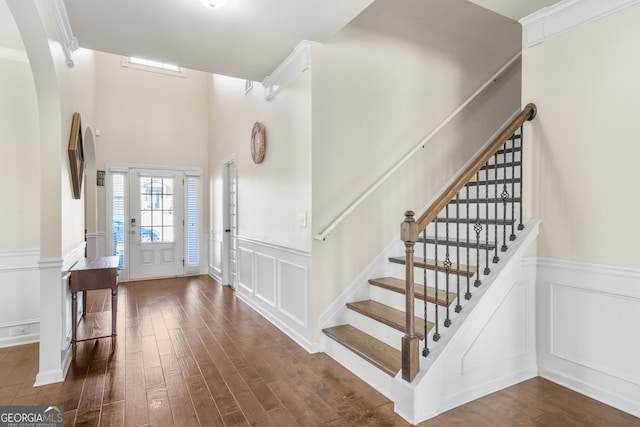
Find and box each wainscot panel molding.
[209,229,223,283]
[536,257,640,418]
[520,0,640,47]
[235,236,316,352]
[0,249,40,348]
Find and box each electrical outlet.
[10,326,28,336]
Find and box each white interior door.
[223,160,237,288]
[129,169,184,280]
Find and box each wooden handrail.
[415,103,537,233]
[314,52,522,241]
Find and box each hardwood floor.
[0,275,637,426]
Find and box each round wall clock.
[251,122,265,164]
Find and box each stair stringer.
[395,220,540,425]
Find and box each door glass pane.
[112,173,125,269]
[186,176,199,265]
[139,176,174,243]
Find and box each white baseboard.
[536,257,640,418]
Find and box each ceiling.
[62,0,561,82]
[63,0,374,82]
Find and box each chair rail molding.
[520,0,640,47]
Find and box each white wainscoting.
[536,258,640,418]
[235,237,316,352]
[0,249,41,348]
[209,229,223,283]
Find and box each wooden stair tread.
[441,218,516,225]
[465,177,521,187]
[417,236,495,250]
[480,161,521,170]
[451,197,521,204]
[368,277,457,307]
[388,256,476,277]
[346,300,433,340]
[323,325,401,376]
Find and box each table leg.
[71,291,77,359]
[82,291,87,317]
[111,285,118,352]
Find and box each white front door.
[129,169,184,280]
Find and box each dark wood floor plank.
[164,373,200,427]
[199,362,242,417]
[124,361,149,426]
[147,388,174,427]
[74,358,107,427]
[100,401,125,427]
[184,373,225,426]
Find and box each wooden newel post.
[401,210,419,382]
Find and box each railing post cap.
[401,211,418,242]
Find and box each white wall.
[208,73,312,251]
[94,51,211,233]
[522,3,640,418]
[310,0,522,338]
[0,1,39,251]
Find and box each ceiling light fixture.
[200,0,228,9]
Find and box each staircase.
[321,105,539,423]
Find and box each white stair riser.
[344,309,408,350]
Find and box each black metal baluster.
[433,216,440,341]
[474,171,482,287]
[466,183,472,299]
[518,125,525,231]
[422,228,429,357]
[484,160,491,275]
[510,134,517,241]
[444,206,451,327]
[493,151,500,264]
[455,193,462,312]
[501,140,509,252]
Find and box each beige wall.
[94,51,210,231]
[208,73,312,251]
[309,0,522,326]
[522,4,640,268]
[0,3,39,250]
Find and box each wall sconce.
[97,170,105,186]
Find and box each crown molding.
[261,40,311,101]
[43,0,79,67]
[520,0,640,47]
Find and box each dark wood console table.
[70,256,119,357]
